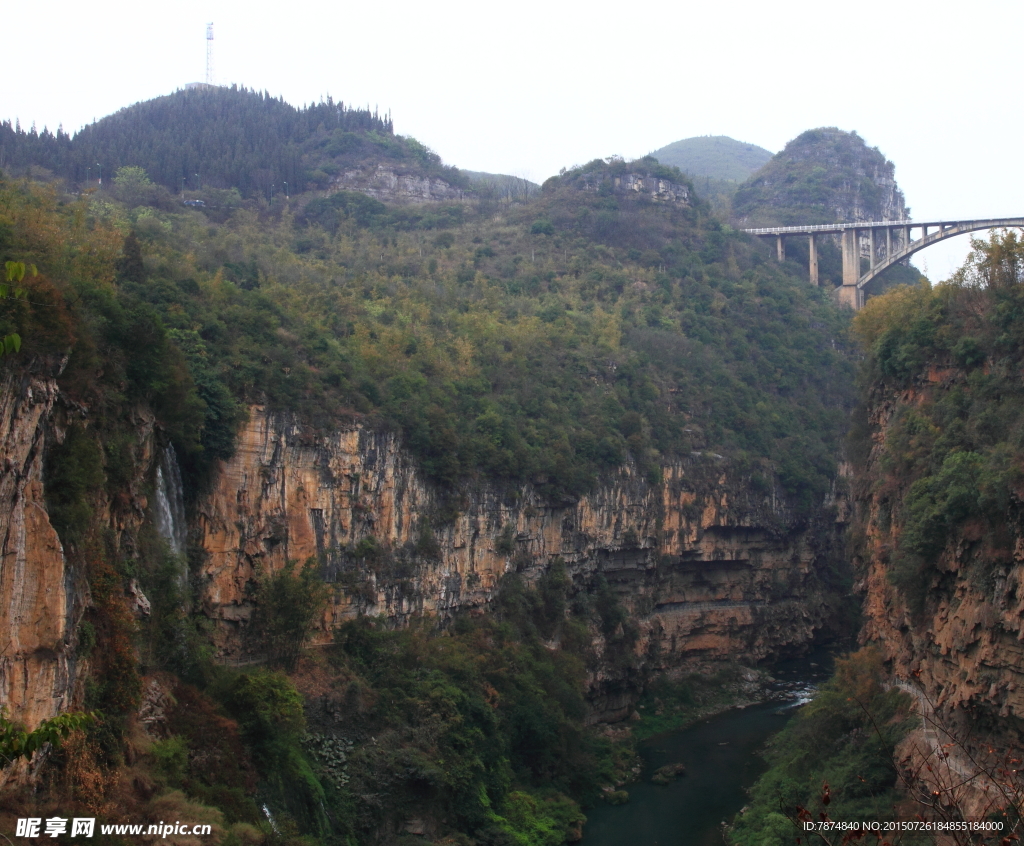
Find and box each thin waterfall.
[154,444,187,557]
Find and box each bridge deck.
[742,217,1024,236]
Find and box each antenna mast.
[205,23,215,85]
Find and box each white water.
[154,444,187,557]
[262,805,280,835]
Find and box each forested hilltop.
[0,89,863,845]
[0,86,466,199]
[0,107,856,504]
[650,136,772,184]
[734,127,908,227]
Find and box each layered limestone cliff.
[330,165,466,204]
[0,362,163,787]
[199,408,847,716]
[0,385,846,768]
[574,170,690,205]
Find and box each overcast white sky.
[5,0,1020,278]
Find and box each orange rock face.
[0,368,74,786]
[198,408,848,686]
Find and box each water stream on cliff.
[581,651,837,846]
[154,444,187,561]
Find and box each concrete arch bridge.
[743,218,1024,309]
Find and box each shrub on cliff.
[248,557,330,669]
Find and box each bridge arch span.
[855,219,1024,292]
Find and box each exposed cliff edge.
[0,388,851,756]
[199,407,849,717]
[329,164,468,204]
[545,159,691,207]
[574,171,690,205]
[0,361,164,788]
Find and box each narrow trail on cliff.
[891,678,1003,802]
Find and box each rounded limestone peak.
[733,127,909,228]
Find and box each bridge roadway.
[743,217,1024,309]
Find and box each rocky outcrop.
[198,408,847,707]
[575,170,690,205]
[0,366,74,722]
[330,165,466,204]
[0,378,847,770]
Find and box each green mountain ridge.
[649,136,773,183]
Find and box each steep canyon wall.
[0,362,162,788]
[199,409,848,708]
[856,368,1024,748]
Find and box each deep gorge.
[6,98,1004,845]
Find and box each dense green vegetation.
[462,171,540,204]
[28,554,638,844]
[850,231,1024,614]
[728,648,917,846]
[630,664,764,740]
[304,567,631,845]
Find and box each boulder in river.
[651,762,686,784]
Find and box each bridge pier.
[776,235,785,262]
[808,234,818,286]
[841,229,859,287]
[837,285,862,309]
[840,228,861,309]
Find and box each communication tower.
[205,23,215,86]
